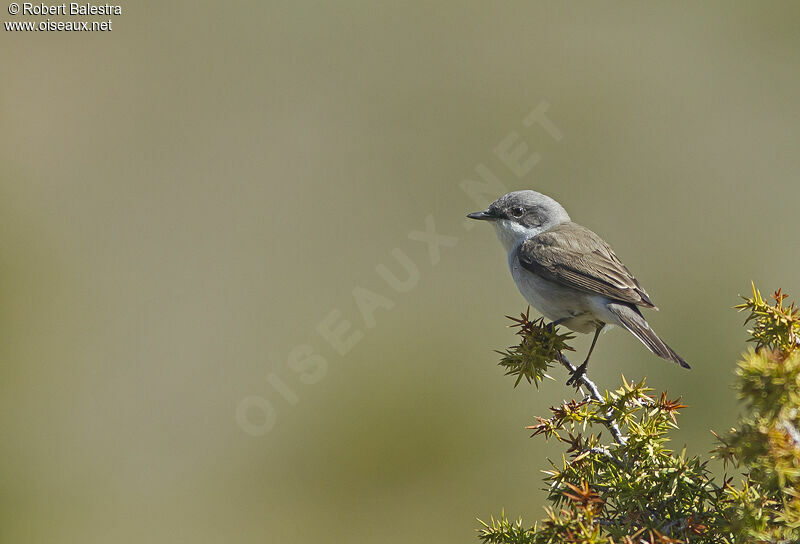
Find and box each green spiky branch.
[499,309,626,444]
[478,285,800,543]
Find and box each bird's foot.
[566,361,588,388]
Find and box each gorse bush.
[478,284,800,543]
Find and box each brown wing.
[518,222,656,308]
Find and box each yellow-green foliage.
[478,285,800,544]
[496,308,575,388]
[714,285,800,542]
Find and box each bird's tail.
[607,303,690,369]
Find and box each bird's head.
[467,190,570,251]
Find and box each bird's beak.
[467,210,497,221]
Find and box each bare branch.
[557,353,627,445]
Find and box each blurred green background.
[2,2,800,543]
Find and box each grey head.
[468,190,571,251]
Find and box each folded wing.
[518,222,656,308]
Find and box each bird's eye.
[510,206,524,217]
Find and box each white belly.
[508,253,612,334]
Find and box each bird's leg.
[547,317,568,332]
[566,324,603,387]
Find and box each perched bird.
[468,190,689,385]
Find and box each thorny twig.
[586,447,624,468]
[558,352,627,445]
[779,419,800,448]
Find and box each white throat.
[492,219,546,253]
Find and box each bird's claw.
[566,362,588,388]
